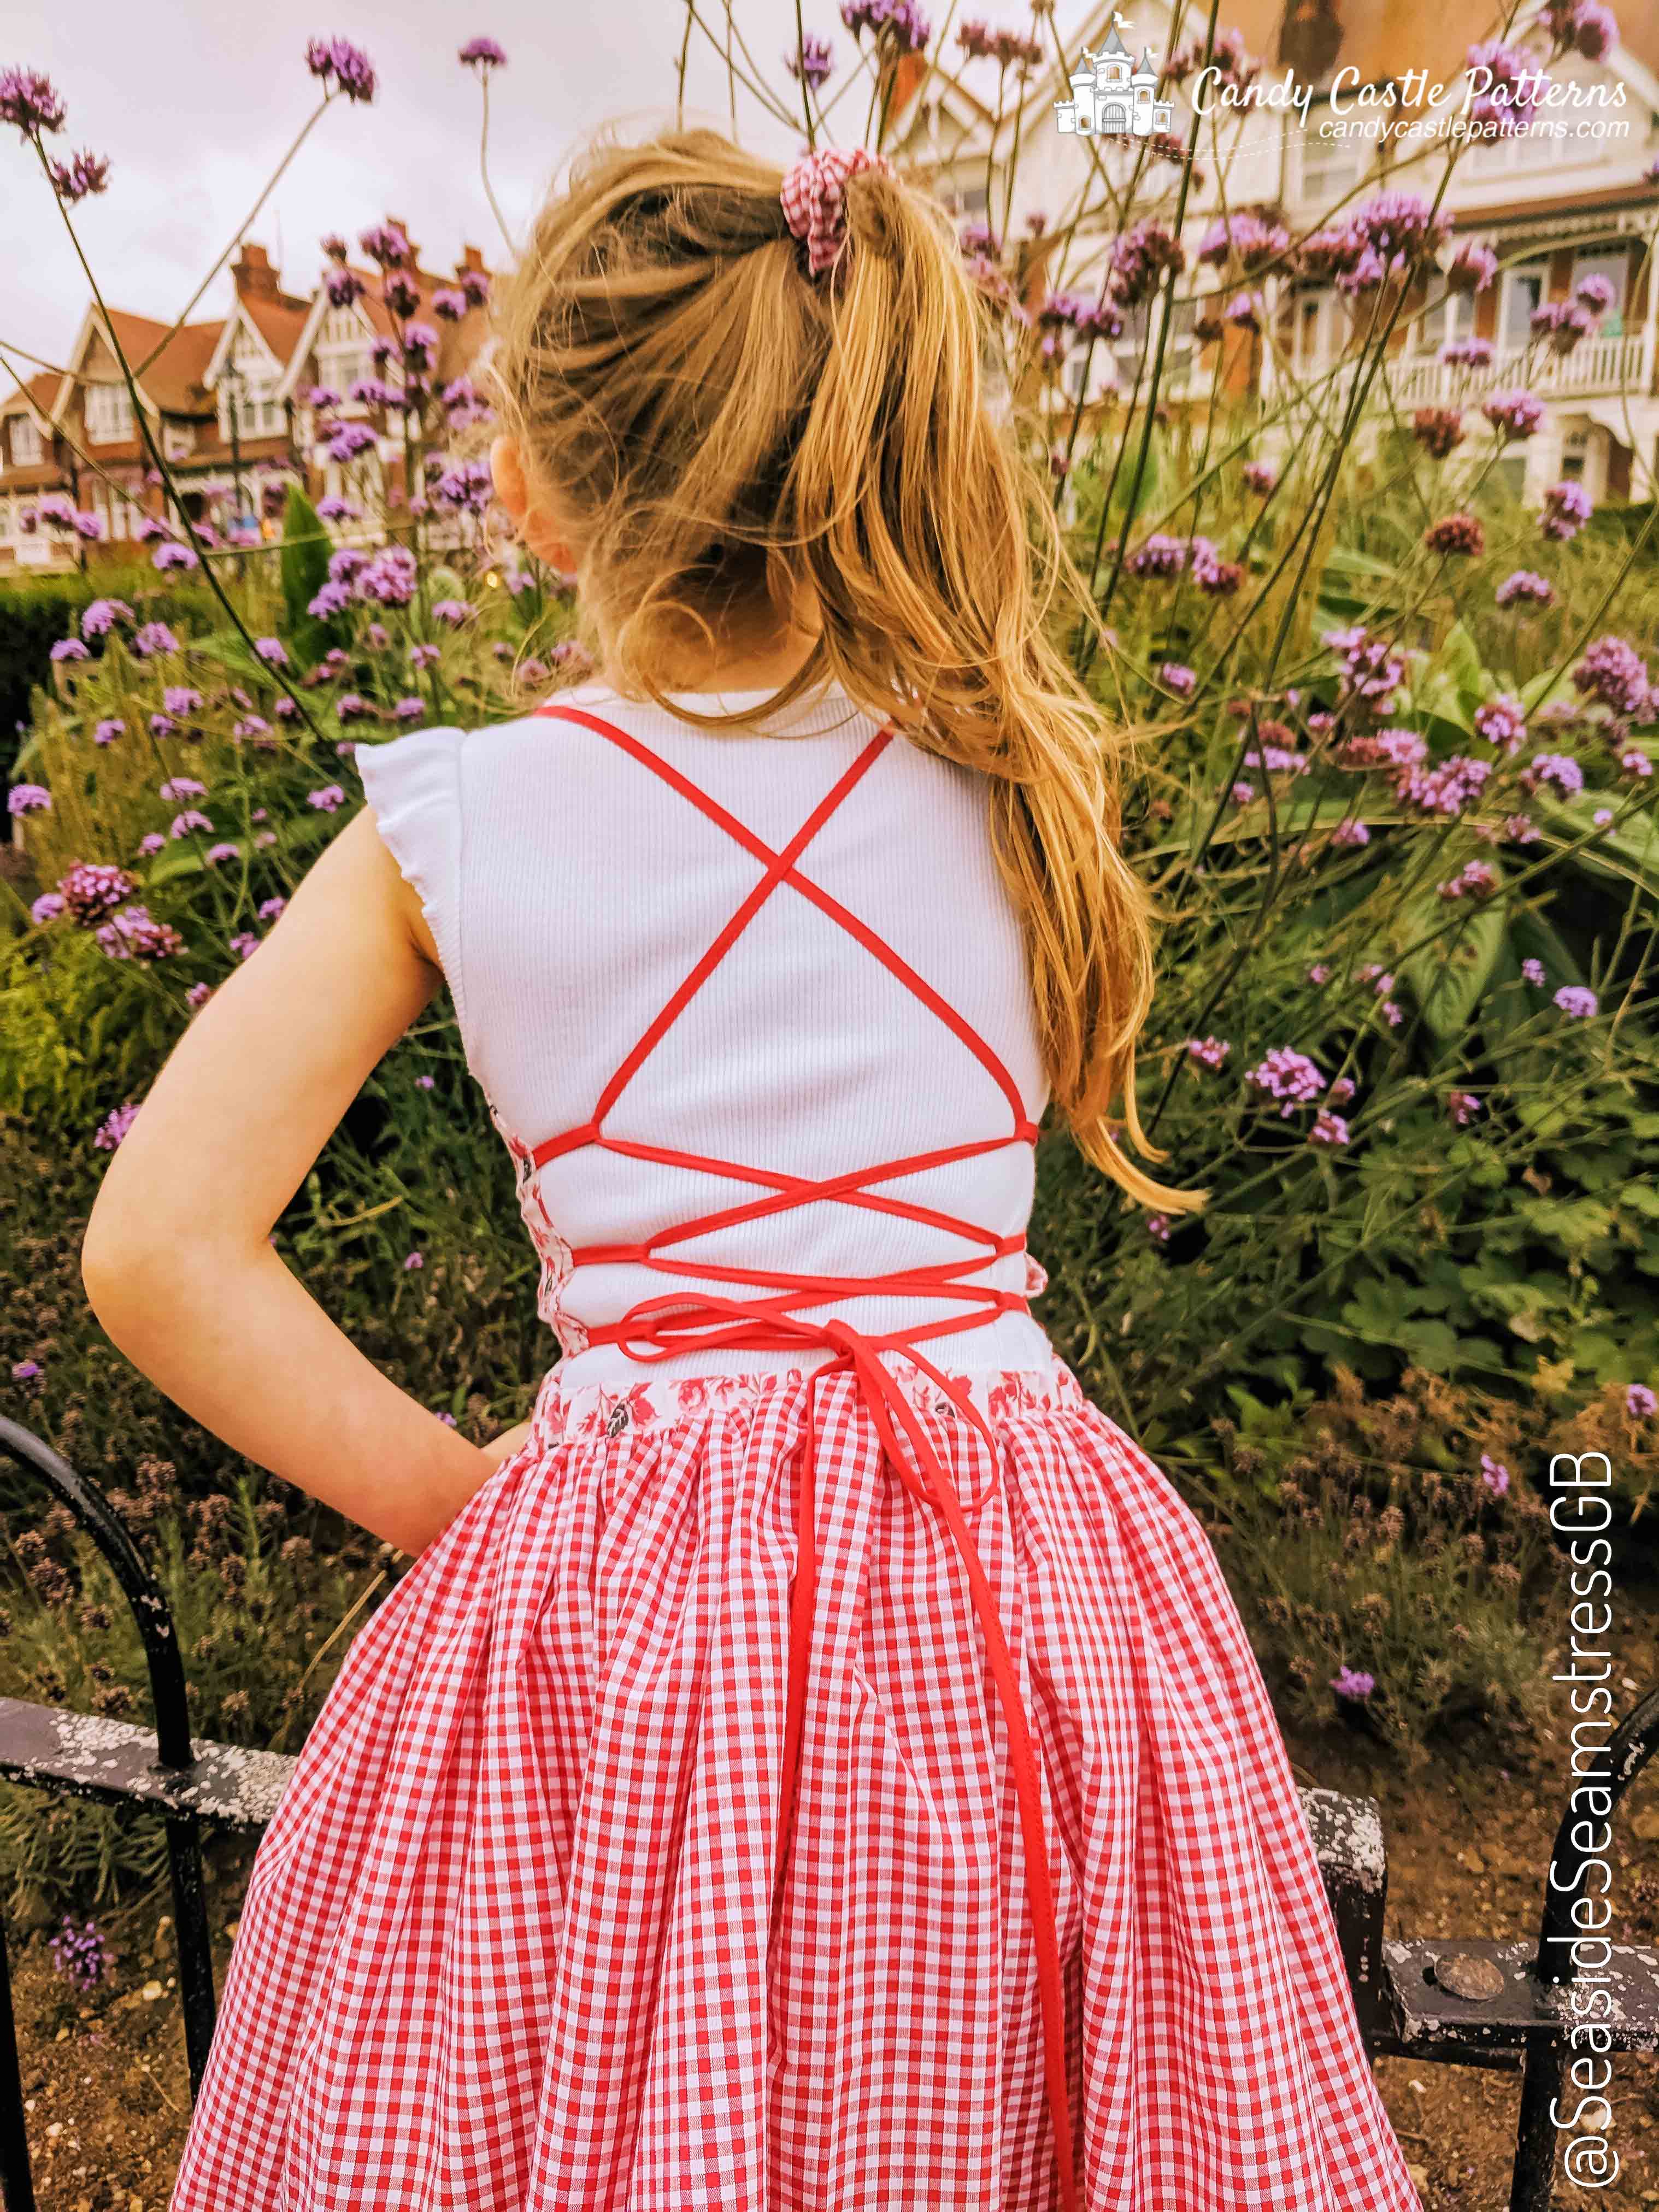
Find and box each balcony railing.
[1329,331,1655,413]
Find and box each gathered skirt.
[168,1359,1421,2210]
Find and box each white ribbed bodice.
[358,678,1056,1387]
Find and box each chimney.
[385,216,421,270]
[233,242,281,301]
[457,242,488,275]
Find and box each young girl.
[86,130,1421,2210]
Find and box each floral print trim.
[489,1100,590,1355]
[526,1358,1086,1451]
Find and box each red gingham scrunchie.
[779,146,896,278]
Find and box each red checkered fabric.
[169,709,1422,2210]
[779,146,895,277]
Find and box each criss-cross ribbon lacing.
[528,702,1081,2212]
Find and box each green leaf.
[1436,619,1486,704]
[1397,886,1507,1049]
[279,484,344,667]
[1506,905,1586,994]
[1534,793,1659,899]
[1415,670,1474,736]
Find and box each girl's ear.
[490,435,579,571]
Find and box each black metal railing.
[0,1413,1654,2211]
[0,1417,290,2211]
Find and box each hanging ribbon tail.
[823,1342,1084,2212]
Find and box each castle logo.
[1055,11,1173,137]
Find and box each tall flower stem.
[131,97,334,377]
[478,71,515,255]
[32,139,330,746]
[792,0,815,146]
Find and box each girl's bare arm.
[81,806,512,1559]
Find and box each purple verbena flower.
[80,597,134,640]
[1496,569,1554,609]
[1446,240,1497,292]
[0,67,66,134]
[786,32,835,86]
[1520,751,1584,798]
[1396,754,1493,817]
[1425,510,1484,557]
[1413,407,1464,460]
[1482,388,1545,440]
[1466,40,1550,137]
[1555,984,1598,1017]
[92,1102,140,1152]
[96,905,184,961]
[1245,1046,1326,1116]
[47,148,109,202]
[1185,1035,1231,1069]
[305,35,377,102]
[1572,635,1650,719]
[839,0,931,51]
[1438,858,1498,900]
[1540,479,1594,542]
[48,1916,111,1989]
[1474,695,1526,752]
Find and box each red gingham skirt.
[169,1360,1421,2210]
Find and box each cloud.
[1,0,843,370]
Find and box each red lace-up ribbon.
[528,703,1080,2211]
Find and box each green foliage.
[277,484,344,667]
[0,565,215,790]
[1197,1367,1571,1765]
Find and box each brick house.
[275,231,493,519]
[3,233,493,569]
[890,0,1659,499]
[0,374,63,570]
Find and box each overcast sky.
[5,0,980,372]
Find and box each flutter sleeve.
[356,725,469,1034]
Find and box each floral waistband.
[526,1357,1088,1450]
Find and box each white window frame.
[1498,263,1548,352]
[1291,285,1346,372]
[1297,120,1367,210]
[84,382,135,444]
[9,414,43,467]
[1419,287,1476,355]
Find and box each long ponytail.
[491,126,1204,1211]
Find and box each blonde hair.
[491,126,1203,1211]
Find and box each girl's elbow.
[80,1210,150,1322]
[80,1196,177,1327]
